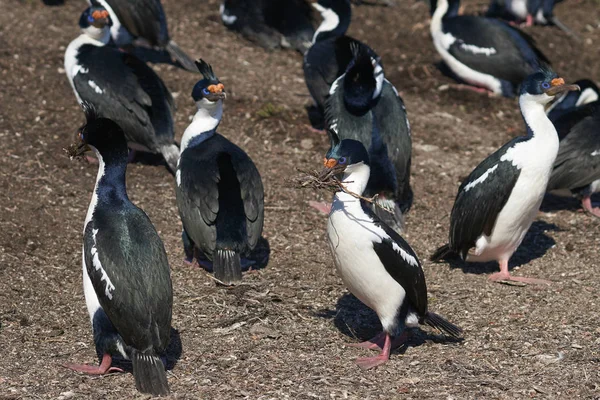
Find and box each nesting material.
[291,167,394,214]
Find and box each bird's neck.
[333,163,371,205]
[520,94,558,141]
[180,101,223,152]
[312,4,350,44]
[85,149,129,228]
[430,0,458,33]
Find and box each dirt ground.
[1,0,600,398]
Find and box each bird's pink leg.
[355,332,392,369]
[489,260,551,285]
[309,201,332,214]
[347,332,386,350]
[526,14,534,26]
[581,196,600,218]
[62,353,124,375]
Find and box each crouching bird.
[64,104,173,396]
[176,60,264,285]
[431,68,579,284]
[324,130,461,369]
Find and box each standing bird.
[65,6,179,173]
[547,100,600,217]
[176,60,264,285]
[546,79,599,120]
[324,133,462,369]
[323,45,412,233]
[64,105,173,396]
[430,0,550,97]
[303,0,380,127]
[431,69,579,284]
[88,0,197,72]
[220,0,315,54]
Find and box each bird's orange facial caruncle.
[324,158,338,168]
[91,10,110,28]
[207,83,225,94]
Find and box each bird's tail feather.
[160,144,179,174]
[214,249,242,285]
[166,41,198,73]
[430,244,452,262]
[423,312,462,338]
[131,350,169,396]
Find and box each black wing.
[548,105,600,191]
[444,16,548,84]
[176,134,264,256]
[74,45,174,149]
[84,207,172,352]
[361,201,427,316]
[103,0,169,46]
[372,81,412,206]
[450,139,524,259]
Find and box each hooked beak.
[75,142,91,157]
[545,78,580,97]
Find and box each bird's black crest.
[81,101,100,123]
[195,59,218,82]
[327,126,341,148]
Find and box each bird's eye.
[339,157,347,164]
[87,15,95,23]
[542,82,551,89]
[202,88,210,95]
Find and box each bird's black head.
[324,129,370,170]
[79,6,111,30]
[341,44,382,115]
[520,66,580,102]
[71,102,128,160]
[192,59,226,103]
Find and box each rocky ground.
[1,0,599,398]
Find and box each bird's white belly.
[507,0,528,19]
[327,208,405,332]
[469,169,549,263]
[590,179,600,195]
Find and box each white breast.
[327,193,408,332]
[469,96,559,263]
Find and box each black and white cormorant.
[430,0,550,97]
[64,105,172,396]
[65,6,179,173]
[176,60,264,285]
[486,0,578,39]
[547,99,600,217]
[88,0,197,72]
[322,45,412,233]
[220,0,315,54]
[303,0,381,126]
[546,79,599,120]
[431,68,579,284]
[324,133,461,369]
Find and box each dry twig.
[290,167,394,214]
